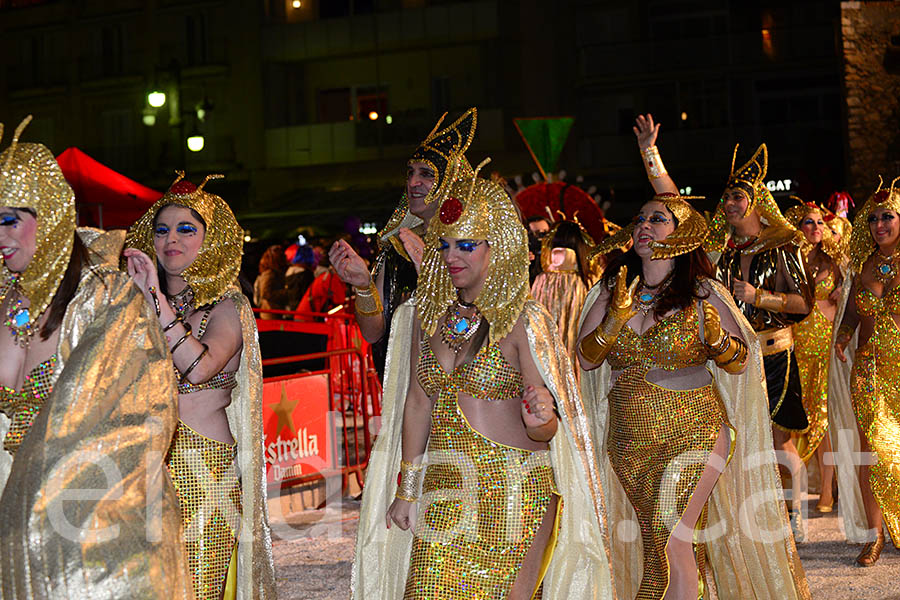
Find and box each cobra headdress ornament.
[418,157,530,345]
[704,143,802,253]
[377,108,478,250]
[783,196,846,262]
[590,192,709,260]
[849,175,900,273]
[125,171,244,306]
[0,115,77,334]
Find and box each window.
[357,86,387,121]
[318,88,353,123]
[185,14,208,66]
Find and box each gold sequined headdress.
[0,115,76,332]
[126,171,243,306]
[849,175,900,273]
[705,143,802,253]
[417,158,529,345]
[408,108,477,205]
[784,197,845,262]
[590,192,709,260]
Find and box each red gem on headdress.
[439,197,463,224]
[169,180,197,195]
[875,190,890,203]
[824,213,835,222]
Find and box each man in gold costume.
[330,109,477,378]
[830,176,900,566]
[0,116,192,597]
[351,157,615,599]
[634,115,812,538]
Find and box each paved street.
[271,495,900,599]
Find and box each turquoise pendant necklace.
[442,300,482,352]
[3,281,36,347]
[873,251,896,286]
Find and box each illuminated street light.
[187,134,205,152]
[680,111,688,121]
[142,108,156,127]
[292,0,301,7]
[385,115,393,125]
[368,111,378,121]
[148,91,166,108]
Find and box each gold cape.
[0,229,193,599]
[351,297,616,599]
[579,279,810,600]
[222,287,277,599]
[826,272,872,543]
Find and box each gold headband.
[125,171,243,306]
[590,192,708,260]
[784,197,845,262]
[849,175,900,273]
[418,158,529,345]
[0,115,76,331]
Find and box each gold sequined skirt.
[405,391,559,599]
[607,367,733,600]
[792,307,832,460]
[167,420,242,600]
[851,333,900,546]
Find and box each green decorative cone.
[513,117,575,181]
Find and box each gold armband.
[712,336,748,374]
[753,288,787,312]
[641,145,667,179]
[353,280,383,316]
[395,460,424,502]
[579,325,618,365]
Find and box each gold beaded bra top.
[814,270,836,301]
[417,336,523,401]
[176,304,237,395]
[855,281,900,318]
[0,354,57,455]
[607,303,708,371]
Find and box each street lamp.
[186,129,205,152]
[148,90,166,108]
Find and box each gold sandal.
[855,530,885,567]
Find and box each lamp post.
[143,59,208,165]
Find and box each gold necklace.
[872,251,897,286]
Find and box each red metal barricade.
[255,307,382,494]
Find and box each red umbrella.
[56,148,162,229]
[515,181,608,242]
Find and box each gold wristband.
[641,145,667,179]
[713,336,748,374]
[354,281,383,316]
[753,288,787,312]
[395,460,424,502]
[579,325,617,365]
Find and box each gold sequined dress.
[606,303,734,599]
[792,271,836,460]
[850,282,900,543]
[406,336,558,598]
[531,248,588,361]
[0,355,57,456]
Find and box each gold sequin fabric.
[530,268,587,363]
[167,420,241,599]
[850,283,900,544]
[606,306,733,599]
[792,271,835,460]
[606,303,708,371]
[409,337,557,598]
[0,354,57,455]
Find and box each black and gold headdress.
[408,108,477,205]
[125,171,243,306]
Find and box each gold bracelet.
[579,325,616,365]
[713,336,748,374]
[354,280,383,316]
[753,288,787,312]
[395,460,424,502]
[641,145,667,179]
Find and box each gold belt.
[757,327,793,356]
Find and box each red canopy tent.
[56,147,162,230]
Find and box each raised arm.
[633,113,679,195]
[330,239,387,344]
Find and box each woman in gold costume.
[579,192,810,600]
[785,200,847,513]
[831,176,900,566]
[530,219,599,363]
[125,172,275,598]
[351,158,614,599]
[0,116,191,597]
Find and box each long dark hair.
[603,245,715,319]
[41,231,92,340]
[550,221,593,287]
